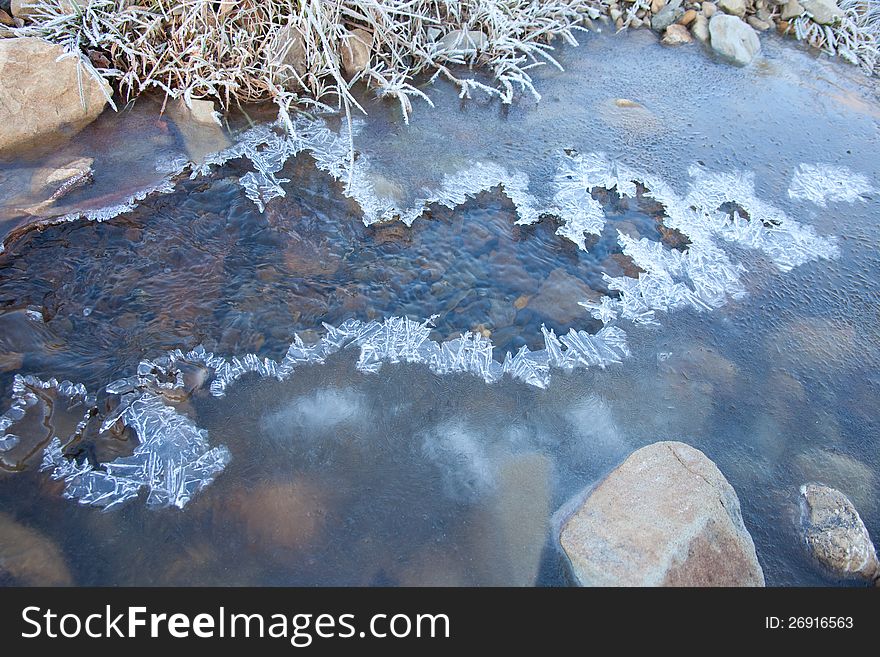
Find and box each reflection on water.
[0,29,879,586]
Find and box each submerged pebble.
[0,511,73,586]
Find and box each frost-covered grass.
[791,0,880,74]
[12,0,602,126]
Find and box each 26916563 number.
[765,617,854,630]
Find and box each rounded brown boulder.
[0,37,111,156]
[559,441,765,586]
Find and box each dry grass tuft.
[13,0,603,128]
[790,0,880,75]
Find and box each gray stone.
[702,1,717,17]
[800,483,879,581]
[651,0,684,31]
[718,0,747,17]
[800,0,843,24]
[780,0,805,19]
[709,14,761,66]
[559,441,765,586]
[0,37,110,156]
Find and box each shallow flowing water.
[0,29,878,586]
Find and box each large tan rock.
[0,37,110,156]
[559,441,765,586]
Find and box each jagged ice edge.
[0,374,94,454]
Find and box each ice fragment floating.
[788,164,874,207]
[41,393,230,511]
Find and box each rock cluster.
[601,0,845,66]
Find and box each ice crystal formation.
[2,114,870,511]
[200,116,840,327]
[0,375,93,457]
[0,373,230,510]
[0,317,629,508]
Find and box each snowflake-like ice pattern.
[1,113,871,510]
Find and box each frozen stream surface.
[0,29,879,585]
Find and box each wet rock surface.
[709,14,761,65]
[0,38,110,156]
[559,441,765,586]
[799,483,879,581]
